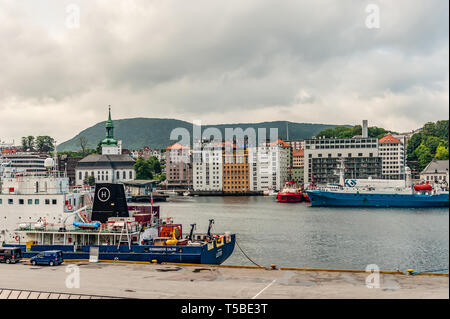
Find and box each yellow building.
[222,145,250,193]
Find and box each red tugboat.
[277,181,303,203]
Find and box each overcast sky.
[0,0,448,145]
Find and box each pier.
[0,262,447,299]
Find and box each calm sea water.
[156,196,449,273]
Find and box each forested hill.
[58,118,342,151]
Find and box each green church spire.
[101,106,118,146]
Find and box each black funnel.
[91,183,129,223]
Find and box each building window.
[52,199,57,205]
[45,199,50,205]
[19,199,24,205]
[35,199,39,205]
[117,171,120,180]
[129,171,133,179]
[8,199,13,204]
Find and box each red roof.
[293,149,304,157]
[166,143,189,150]
[270,139,291,148]
[379,133,401,144]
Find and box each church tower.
[101,106,121,155]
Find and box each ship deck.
[0,261,447,299]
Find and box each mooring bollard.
[270,264,277,270]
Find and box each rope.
[235,239,262,268]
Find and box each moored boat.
[307,188,449,208]
[277,181,302,203]
[1,167,235,265]
[306,161,449,208]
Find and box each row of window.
[306,139,378,144]
[78,171,133,181]
[309,153,374,158]
[306,144,377,149]
[0,198,57,205]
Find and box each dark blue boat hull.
[6,234,235,265]
[307,190,449,208]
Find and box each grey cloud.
[0,0,448,143]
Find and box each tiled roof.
[379,133,401,144]
[270,139,291,148]
[293,149,304,157]
[421,160,449,174]
[76,154,135,169]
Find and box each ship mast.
[334,158,345,186]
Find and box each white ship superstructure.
[0,166,92,244]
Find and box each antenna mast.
[286,121,289,141]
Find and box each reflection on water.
[154,196,448,272]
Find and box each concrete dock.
[0,262,448,299]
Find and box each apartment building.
[192,141,223,191]
[249,139,290,192]
[304,137,382,185]
[165,143,193,189]
[222,144,250,193]
[291,149,304,185]
[378,133,406,180]
[287,140,305,150]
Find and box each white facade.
[379,134,406,180]
[75,167,134,186]
[193,144,223,191]
[420,160,449,185]
[102,140,122,155]
[249,143,289,192]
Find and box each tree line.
[21,136,56,153]
[316,125,390,139]
[134,156,163,180]
[407,120,449,171]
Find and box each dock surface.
[0,262,448,299]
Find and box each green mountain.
[58,118,344,151]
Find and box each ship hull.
[277,193,303,203]
[307,190,449,208]
[5,234,235,265]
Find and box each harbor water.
[156,196,449,273]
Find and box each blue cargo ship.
[306,159,449,208]
[307,189,449,208]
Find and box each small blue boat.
[73,221,101,229]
